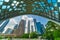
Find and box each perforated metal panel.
[0,0,60,22]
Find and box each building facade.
[0,19,9,33]
[12,16,36,36]
[36,22,45,34]
[12,20,25,36]
[21,16,36,33]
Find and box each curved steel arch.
[0,0,60,22]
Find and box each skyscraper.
[0,19,9,33]
[12,15,36,36]
[36,22,45,34]
[5,28,13,34]
[12,20,25,36]
[28,18,36,33]
[14,24,18,29]
[21,15,36,33]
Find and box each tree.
[42,21,60,40]
[21,33,29,38]
[53,30,60,38]
[21,32,38,38]
[29,32,38,38]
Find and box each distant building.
[27,18,36,33]
[0,19,9,33]
[14,24,18,29]
[12,15,36,36]
[22,16,36,33]
[33,19,37,32]
[8,15,45,37]
[5,28,13,34]
[12,20,25,36]
[36,22,45,34]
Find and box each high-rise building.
[5,28,13,34]
[12,20,25,36]
[36,22,45,34]
[33,19,36,32]
[0,19,9,33]
[28,18,36,33]
[2,19,18,34]
[12,15,36,36]
[14,24,18,29]
[21,15,36,33]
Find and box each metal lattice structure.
[0,0,60,22]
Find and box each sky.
[27,15,48,26]
[1,14,49,33]
[13,14,49,26]
[1,14,49,34]
[0,0,60,33]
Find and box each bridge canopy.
[0,0,60,22]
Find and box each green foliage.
[29,32,38,38]
[21,32,38,38]
[21,33,29,38]
[54,38,60,40]
[42,21,60,40]
[7,37,11,40]
[53,30,60,38]
[0,36,3,39]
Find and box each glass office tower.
[0,0,60,22]
[0,19,9,33]
[36,22,45,34]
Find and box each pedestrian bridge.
[0,0,60,22]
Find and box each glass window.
[0,2,3,5]
[20,1,24,3]
[45,9,48,13]
[13,1,17,3]
[22,7,25,10]
[52,0,57,3]
[11,3,14,6]
[58,2,60,7]
[9,8,12,11]
[54,11,58,18]
[59,7,60,11]
[33,8,36,10]
[34,1,38,4]
[47,6,50,10]
[47,0,51,3]
[50,6,54,10]
[14,8,17,10]
[53,3,57,7]
[7,5,10,9]
[40,2,45,6]
[24,9,26,12]
[0,0,3,1]
[58,0,60,2]
[2,5,6,9]
[17,8,21,10]
[54,11,58,15]
[20,5,23,7]
[16,2,19,4]
[13,6,16,8]
[4,0,9,2]
[23,4,26,6]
